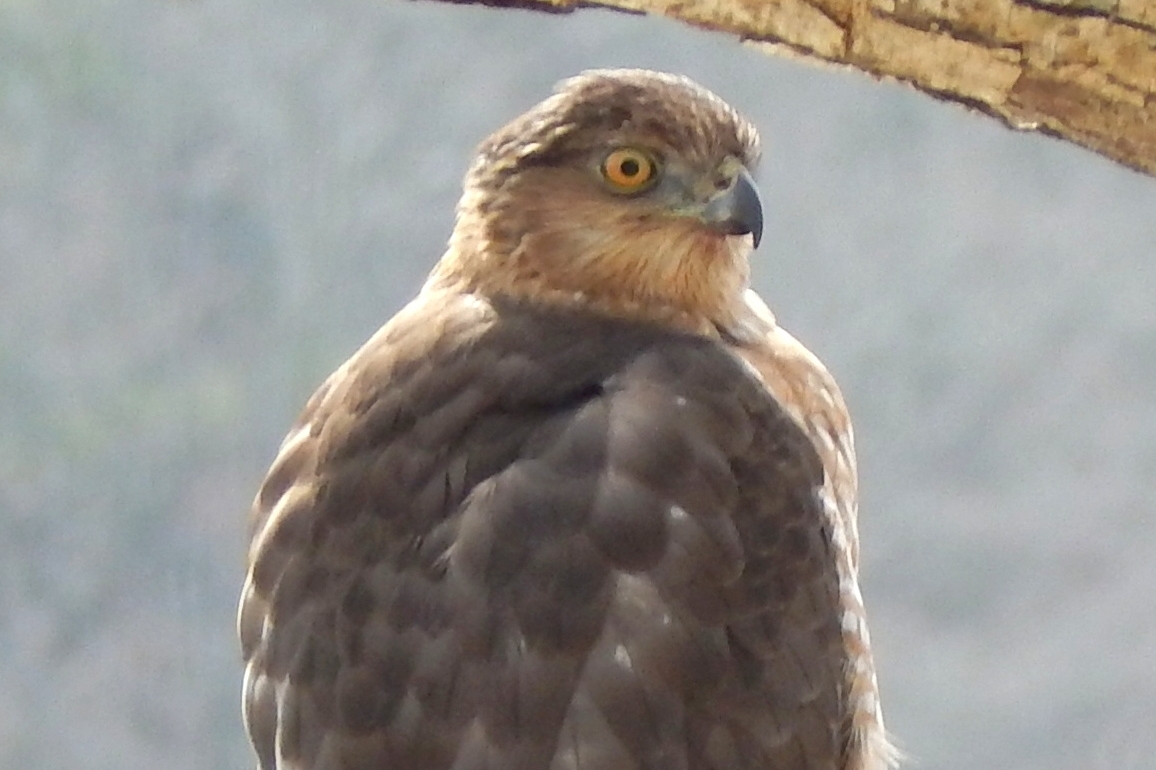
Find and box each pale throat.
[435,198,755,336]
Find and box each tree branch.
[437,0,1156,178]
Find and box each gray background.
[2,0,1154,768]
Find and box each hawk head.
[431,69,764,332]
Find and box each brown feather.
[431,69,758,334]
[239,69,896,770]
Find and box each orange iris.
[601,148,658,193]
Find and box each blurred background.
[3,0,1155,768]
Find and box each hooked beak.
[700,167,763,248]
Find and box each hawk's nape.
[240,69,896,770]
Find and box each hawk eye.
[600,148,658,194]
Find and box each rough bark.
[438,0,1156,178]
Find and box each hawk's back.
[239,291,848,770]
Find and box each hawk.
[239,69,896,770]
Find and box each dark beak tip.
[734,170,764,249]
[705,168,763,248]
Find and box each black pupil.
[619,158,641,178]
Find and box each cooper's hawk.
[239,69,896,770]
